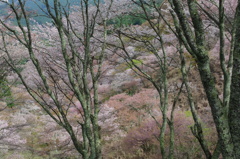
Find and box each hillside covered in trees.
[0,0,239,159]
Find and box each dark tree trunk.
[229,1,240,158]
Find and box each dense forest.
[0,0,239,159]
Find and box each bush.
[107,14,146,28]
[120,110,217,158]
[121,80,141,96]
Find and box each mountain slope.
[0,0,80,24]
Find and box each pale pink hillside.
[0,0,237,158]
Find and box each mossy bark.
[197,53,234,159]
[179,45,212,159]
[169,0,235,158]
[229,1,240,158]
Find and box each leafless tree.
[0,0,113,158]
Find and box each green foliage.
[122,36,132,43]
[127,59,143,69]
[125,88,138,96]
[184,110,192,117]
[106,0,165,28]
[42,39,55,47]
[132,59,143,65]
[18,57,29,65]
[115,59,143,75]
[134,45,153,53]
[107,14,146,28]
[14,57,29,73]
[139,35,155,41]
[0,79,14,107]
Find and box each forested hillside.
[0,0,80,24]
[0,0,239,159]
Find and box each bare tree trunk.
[179,44,212,159]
